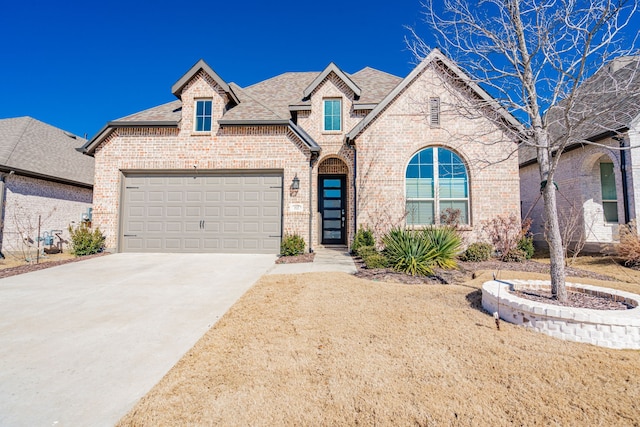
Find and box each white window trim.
[405,147,470,226]
[599,161,619,223]
[323,98,342,133]
[194,98,213,133]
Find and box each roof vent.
[63,131,77,139]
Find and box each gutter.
[0,166,92,189]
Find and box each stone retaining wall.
[482,279,640,349]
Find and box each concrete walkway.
[266,246,357,275]
[0,253,275,427]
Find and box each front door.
[319,175,346,245]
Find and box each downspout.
[308,152,319,253]
[351,143,357,235]
[0,171,14,259]
[618,136,630,224]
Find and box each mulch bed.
[511,288,632,310]
[0,252,109,279]
[353,256,615,285]
[353,255,631,310]
[275,252,316,264]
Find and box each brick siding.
[1,174,93,256]
[93,63,521,252]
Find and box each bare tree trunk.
[538,150,567,302]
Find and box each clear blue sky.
[0,0,430,140]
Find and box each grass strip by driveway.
[118,270,640,426]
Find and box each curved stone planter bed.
[482,280,640,349]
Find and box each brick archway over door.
[319,157,349,175]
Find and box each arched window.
[406,147,469,225]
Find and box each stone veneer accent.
[1,174,93,255]
[482,279,640,349]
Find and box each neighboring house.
[82,49,521,254]
[0,117,94,257]
[520,56,640,250]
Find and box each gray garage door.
[121,172,282,253]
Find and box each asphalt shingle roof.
[0,117,94,186]
[520,56,640,165]
[113,67,403,124]
[117,100,182,123]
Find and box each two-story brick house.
[82,49,521,254]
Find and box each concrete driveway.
[0,252,275,427]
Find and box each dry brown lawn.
[118,264,640,426]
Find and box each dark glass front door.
[320,176,346,245]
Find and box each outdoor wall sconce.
[291,174,300,190]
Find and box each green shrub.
[517,236,534,260]
[356,245,377,259]
[460,242,494,262]
[68,224,105,256]
[280,233,305,256]
[363,253,389,268]
[352,226,375,254]
[382,228,436,276]
[421,226,462,269]
[503,248,526,262]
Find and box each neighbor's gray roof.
[519,56,640,166]
[0,117,94,187]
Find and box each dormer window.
[195,99,212,132]
[323,99,342,132]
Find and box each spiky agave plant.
[421,226,462,269]
[382,228,437,276]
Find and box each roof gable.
[302,63,361,99]
[346,48,523,142]
[171,59,239,104]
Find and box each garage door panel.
[224,177,242,185]
[147,222,163,232]
[167,191,183,202]
[204,222,220,233]
[122,173,282,253]
[263,190,280,202]
[128,191,145,202]
[147,207,163,217]
[204,191,221,202]
[262,206,280,217]
[262,222,280,233]
[224,191,240,202]
[186,191,202,202]
[184,239,201,249]
[128,206,145,218]
[243,222,259,233]
[203,238,220,249]
[224,206,240,217]
[166,206,182,217]
[185,206,201,217]
[243,206,259,217]
[148,191,164,202]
